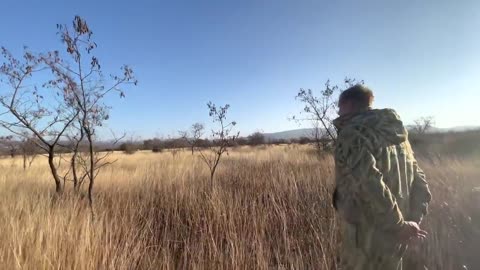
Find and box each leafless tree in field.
[180,122,205,155]
[412,116,435,134]
[198,102,239,189]
[0,47,79,193]
[0,16,136,202]
[19,135,39,170]
[0,135,39,169]
[294,78,362,148]
[68,128,124,196]
[0,135,17,158]
[310,121,328,153]
[51,16,136,206]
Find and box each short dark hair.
[339,84,374,109]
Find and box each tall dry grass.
[0,145,478,269]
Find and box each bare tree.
[19,136,39,170]
[0,16,136,200]
[180,122,205,155]
[0,135,17,158]
[198,102,239,189]
[310,121,328,152]
[294,78,363,148]
[70,131,124,198]
[412,116,435,134]
[51,16,137,206]
[0,47,79,193]
[0,135,39,169]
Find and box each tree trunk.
[23,154,27,170]
[86,132,95,208]
[210,170,215,191]
[71,150,79,191]
[210,162,218,191]
[48,148,63,194]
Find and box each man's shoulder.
[379,108,403,122]
[336,119,377,144]
[335,125,371,164]
[337,108,405,144]
[336,125,363,148]
[380,108,401,117]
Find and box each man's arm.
[409,161,432,223]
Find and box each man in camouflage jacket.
[333,85,432,270]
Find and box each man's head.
[338,84,374,116]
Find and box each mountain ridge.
[262,126,480,140]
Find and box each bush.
[119,142,138,155]
[247,132,265,146]
[152,146,163,153]
[298,137,311,145]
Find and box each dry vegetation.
[0,145,479,269]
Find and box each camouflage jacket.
[333,109,432,233]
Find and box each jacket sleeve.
[409,161,432,223]
[336,128,405,232]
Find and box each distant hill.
[263,128,317,140]
[448,126,480,132]
[262,126,480,140]
[405,125,480,133]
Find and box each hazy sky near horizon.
[1,0,479,138]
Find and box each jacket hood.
[333,109,408,145]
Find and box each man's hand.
[398,221,428,243]
[408,209,424,225]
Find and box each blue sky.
[1,0,479,138]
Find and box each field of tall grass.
[0,145,479,269]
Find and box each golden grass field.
[0,145,479,269]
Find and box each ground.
[0,145,478,269]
